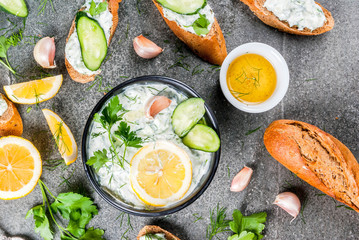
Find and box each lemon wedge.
[130,141,192,206]
[4,75,63,104]
[42,109,77,165]
[0,136,42,200]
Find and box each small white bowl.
[220,42,289,113]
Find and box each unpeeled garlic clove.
[230,166,253,192]
[145,96,171,119]
[33,37,56,68]
[133,35,163,59]
[274,192,301,220]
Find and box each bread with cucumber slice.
[152,0,227,65]
[137,225,180,240]
[239,0,334,35]
[65,0,121,83]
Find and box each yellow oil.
[227,53,277,104]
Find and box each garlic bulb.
[274,192,301,220]
[145,96,171,119]
[230,166,253,192]
[133,35,163,59]
[33,37,56,68]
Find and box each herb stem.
[0,59,16,74]
[108,127,124,168]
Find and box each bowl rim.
[219,42,290,113]
[81,75,221,217]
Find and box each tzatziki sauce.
[87,83,212,208]
[139,233,166,240]
[65,0,113,75]
[264,0,326,31]
[0,96,8,117]
[163,4,215,36]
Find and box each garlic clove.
[230,166,253,192]
[274,192,301,220]
[133,35,163,59]
[33,37,56,69]
[145,96,171,119]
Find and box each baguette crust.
[264,120,359,212]
[0,94,23,136]
[240,0,334,35]
[137,225,180,240]
[152,1,227,65]
[65,0,121,83]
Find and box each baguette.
[264,120,359,212]
[137,225,180,240]
[152,1,227,65]
[239,0,334,35]
[65,0,121,83]
[0,94,23,136]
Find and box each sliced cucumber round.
[0,0,28,17]
[157,0,207,15]
[76,11,108,71]
[171,98,205,137]
[182,124,220,152]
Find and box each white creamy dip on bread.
[0,97,8,117]
[65,0,112,75]
[264,0,326,31]
[87,83,211,208]
[163,4,215,36]
[139,233,166,240]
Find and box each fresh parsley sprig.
[114,121,142,161]
[228,210,267,240]
[26,180,105,240]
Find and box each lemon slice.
[42,109,77,165]
[4,75,63,104]
[130,141,192,206]
[0,136,42,200]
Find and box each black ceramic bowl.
[82,75,220,217]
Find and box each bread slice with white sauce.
[137,225,180,240]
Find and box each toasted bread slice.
[264,120,359,212]
[137,225,180,240]
[152,1,227,65]
[240,0,334,35]
[65,0,121,83]
[0,94,23,136]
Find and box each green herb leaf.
[228,231,256,240]
[98,96,125,129]
[26,205,53,240]
[79,227,105,239]
[192,14,210,36]
[114,122,143,148]
[229,210,267,240]
[89,0,108,17]
[206,204,230,240]
[245,126,262,136]
[51,192,98,238]
[86,149,109,172]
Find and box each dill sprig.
[206,204,230,240]
[193,213,203,223]
[53,121,70,156]
[43,158,65,171]
[38,0,55,15]
[86,75,113,93]
[169,55,190,71]
[245,126,262,135]
[192,64,204,76]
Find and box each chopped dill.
[206,204,230,240]
[209,65,221,72]
[53,121,70,156]
[86,75,113,93]
[336,205,354,211]
[26,107,32,113]
[43,158,64,171]
[58,168,75,188]
[230,90,250,99]
[91,131,105,139]
[125,24,130,39]
[305,78,318,82]
[124,93,138,102]
[37,0,55,15]
[227,166,230,179]
[169,55,190,71]
[245,126,262,135]
[136,0,142,14]
[193,213,203,223]
[34,89,44,108]
[300,197,308,224]
[192,64,204,76]
[163,39,170,43]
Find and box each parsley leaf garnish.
[86,149,109,172]
[89,0,108,17]
[26,180,105,240]
[192,13,210,36]
[228,210,267,240]
[114,121,142,148]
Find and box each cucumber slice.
[172,98,205,137]
[0,0,28,17]
[182,124,220,152]
[76,11,108,71]
[157,0,206,15]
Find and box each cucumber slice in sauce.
[157,0,206,15]
[76,11,108,71]
[182,124,220,152]
[171,98,205,137]
[0,0,28,17]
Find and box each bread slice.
[264,120,359,212]
[0,94,23,136]
[65,0,121,83]
[152,1,227,65]
[239,0,334,35]
[137,225,180,240]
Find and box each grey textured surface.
[0,0,358,239]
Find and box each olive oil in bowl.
[226,53,277,104]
